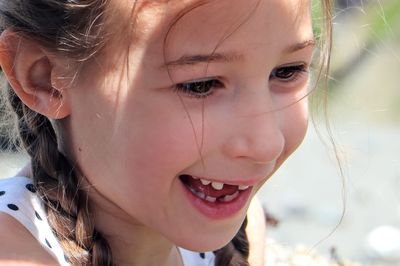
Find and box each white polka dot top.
[0,176,69,265]
[0,176,216,266]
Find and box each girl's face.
[63,0,314,251]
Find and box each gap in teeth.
[197,177,249,191]
[199,178,224,190]
[189,186,240,203]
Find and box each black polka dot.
[0,191,5,196]
[35,211,42,221]
[64,254,69,262]
[26,184,37,193]
[199,252,205,259]
[45,238,52,249]
[7,204,19,211]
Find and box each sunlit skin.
[56,0,315,265]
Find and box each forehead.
[169,0,311,54]
[105,0,312,69]
[113,0,312,42]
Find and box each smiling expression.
[61,0,314,251]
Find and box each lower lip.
[180,181,253,220]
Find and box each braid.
[214,217,250,266]
[7,87,113,266]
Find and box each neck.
[89,191,183,266]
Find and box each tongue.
[181,175,238,198]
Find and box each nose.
[221,90,285,164]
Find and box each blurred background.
[1,0,400,265]
[259,0,400,265]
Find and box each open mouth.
[179,174,251,204]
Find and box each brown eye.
[270,64,308,82]
[174,79,223,99]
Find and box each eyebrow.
[162,52,243,69]
[162,38,316,69]
[284,39,316,53]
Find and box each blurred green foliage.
[365,0,400,43]
[331,0,400,123]
[309,0,400,123]
[312,0,323,39]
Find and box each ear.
[0,30,71,119]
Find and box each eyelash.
[270,63,308,83]
[173,78,224,99]
[173,63,308,99]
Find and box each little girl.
[0,0,332,265]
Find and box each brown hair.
[0,0,333,265]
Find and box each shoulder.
[0,209,58,265]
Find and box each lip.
[180,179,253,220]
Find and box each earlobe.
[0,30,70,119]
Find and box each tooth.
[211,181,224,190]
[200,179,211,185]
[195,191,206,199]
[205,196,217,203]
[221,191,239,202]
[238,185,249,190]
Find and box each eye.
[270,63,308,82]
[174,78,224,99]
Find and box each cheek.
[114,97,203,178]
[123,122,196,174]
[280,101,309,156]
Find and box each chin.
[173,221,244,252]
